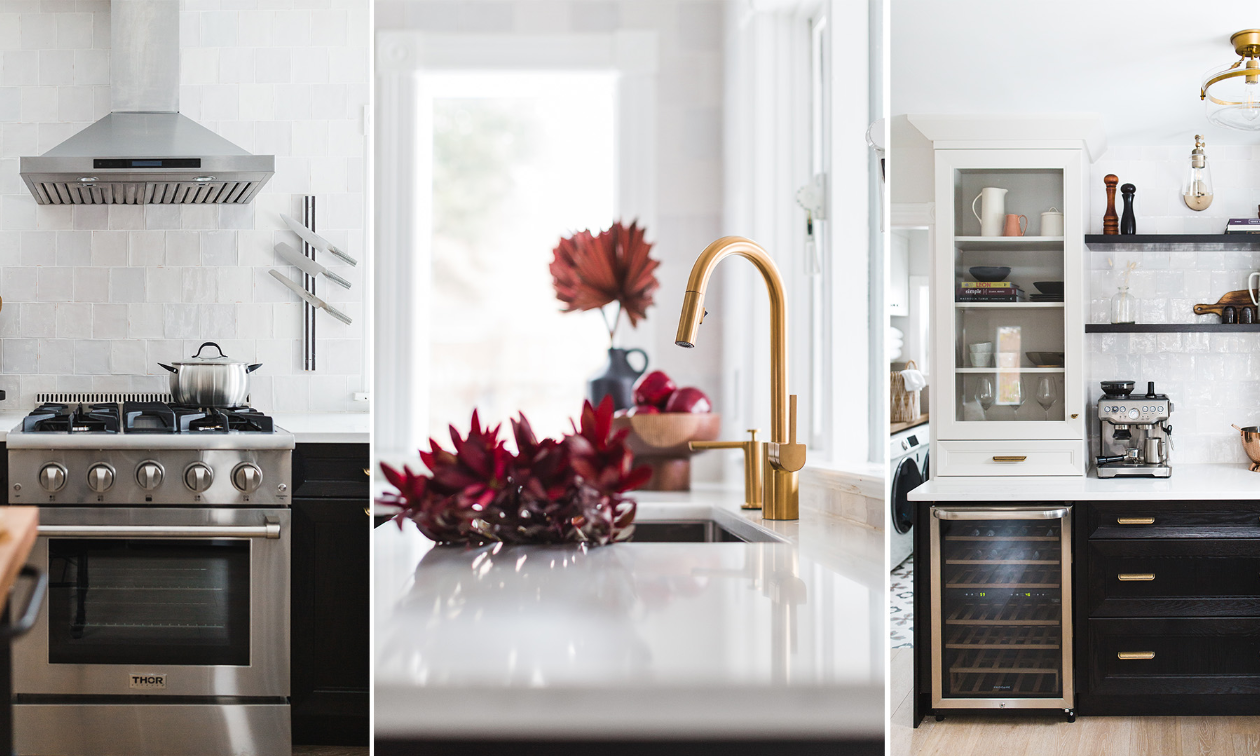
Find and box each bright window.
[422,72,617,444]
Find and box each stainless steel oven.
[13,506,290,756]
[930,505,1074,716]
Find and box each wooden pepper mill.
[1103,174,1120,235]
[1120,183,1136,235]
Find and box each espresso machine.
[1096,380,1173,478]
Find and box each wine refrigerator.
[929,505,1074,716]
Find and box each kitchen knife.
[281,213,358,267]
[269,270,354,325]
[275,241,352,289]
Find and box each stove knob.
[184,463,214,493]
[86,464,115,493]
[136,462,164,490]
[38,464,67,493]
[231,463,263,493]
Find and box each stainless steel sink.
[629,518,782,543]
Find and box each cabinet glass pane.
[939,517,1064,699]
[951,168,1066,425]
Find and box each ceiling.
[891,0,1260,146]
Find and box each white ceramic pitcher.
[972,187,1008,237]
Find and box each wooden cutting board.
[1193,290,1254,318]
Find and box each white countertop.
[273,412,368,444]
[0,412,368,444]
[909,462,1260,501]
[373,489,885,741]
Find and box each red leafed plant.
[550,220,659,342]
[378,397,652,546]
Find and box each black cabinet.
[291,443,369,745]
[1077,500,1260,716]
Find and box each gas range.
[7,395,294,756]
[7,398,293,507]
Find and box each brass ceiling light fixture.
[1202,30,1260,130]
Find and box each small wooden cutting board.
[1193,290,1254,318]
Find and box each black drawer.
[293,443,369,500]
[1087,539,1260,616]
[1088,618,1260,697]
[1089,501,1260,540]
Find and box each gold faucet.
[675,236,805,520]
[690,429,764,510]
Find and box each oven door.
[15,507,289,698]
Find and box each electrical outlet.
[353,392,370,403]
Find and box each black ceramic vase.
[588,347,648,410]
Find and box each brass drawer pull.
[1117,517,1155,525]
[992,455,1027,462]
[1117,651,1155,660]
[1118,573,1155,581]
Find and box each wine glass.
[976,377,995,420]
[1009,377,1026,420]
[1036,377,1058,419]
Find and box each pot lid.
[170,342,245,365]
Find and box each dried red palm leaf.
[550,220,660,336]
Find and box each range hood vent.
[19,0,274,206]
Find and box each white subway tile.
[35,266,71,302]
[217,267,252,303]
[163,304,200,339]
[127,303,164,339]
[20,230,54,264]
[108,267,145,303]
[182,267,218,303]
[271,375,309,411]
[55,302,91,338]
[143,267,180,303]
[201,10,239,46]
[199,303,236,338]
[19,302,55,337]
[72,339,109,374]
[129,231,166,266]
[255,48,291,83]
[1,338,36,373]
[202,230,239,265]
[108,339,146,374]
[91,303,126,339]
[38,338,74,374]
[166,230,201,266]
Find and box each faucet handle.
[770,394,807,472]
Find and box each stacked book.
[956,281,1028,302]
[1226,218,1260,234]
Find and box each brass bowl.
[1233,424,1260,471]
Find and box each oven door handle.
[932,506,1070,521]
[37,521,281,539]
[0,565,47,640]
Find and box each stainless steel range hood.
[20,0,274,206]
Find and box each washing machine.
[889,424,929,570]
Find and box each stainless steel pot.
[159,342,261,408]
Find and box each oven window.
[47,539,250,666]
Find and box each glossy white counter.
[374,490,885,741]
[271,412,369,444]
[909,463,1260,501]
[0,413,27,440]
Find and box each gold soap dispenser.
[1182,135,1214,211]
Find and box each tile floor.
[890,556,913,649]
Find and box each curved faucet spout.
[674,235,804,520]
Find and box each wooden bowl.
[614,413,721,491]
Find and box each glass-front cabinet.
[932,149,1085,476]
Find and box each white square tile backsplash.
[1087,146,1260,464]
[0,0,369,413]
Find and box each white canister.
[1040,208,1064,237]
[971,187,1008,237]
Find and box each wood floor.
[890,647,1260,755]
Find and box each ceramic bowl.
[1034,281,1065,296]
[968,266,1011,282]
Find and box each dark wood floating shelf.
[1085,323,1260,333]
[1084,234,1260,251]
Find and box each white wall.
[0,0,370,412]
[1086,144,1260,464]
[375,0,726,477]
